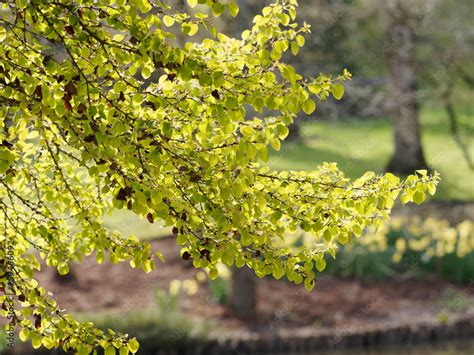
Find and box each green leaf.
[308,83,321,95]
[304,278,315,291]
[353,224,362,237]
[31,333,42,349]
[113,34,125,42]
[58,262,69,275]
[323,228,332,242]
[0,26,6,42]
[105,346,116,355]
[316,258,326,272]
[276,124,289,139]
[270,138,281,151]
[135,0,152,13]
[209,268,218,280]
[16,0,28,9]
[413,191,426,205]
[260,146,269,162]
[427,182,437,196]
[211,3,226,16]
[113,81,126,94]
[228,2,239,17]
[338,233,349,245]
[182,23,199,36]
[302,99,316,115]
[127,339,140,354]
[187,0,198,7]
[163,16,175,27]
[143,259,154,273]
[296,35,305,47]
[279,13,290,26]
[177,233,187,245]
[331,83,344,100]
[291,42,299,56]
[416,169,428,177]
[241,126,256,137]
[19,329,30,342]
[400,191,412,204]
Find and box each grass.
[102,209,171,240]
[269,105,474,201]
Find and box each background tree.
[230,265,257,318]
[378,0,428,174]
[416,0,474,170]
[291,0,472,172]
[0,0,438,353]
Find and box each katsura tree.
[0,0,440,353]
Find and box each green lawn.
[102,210,171,240]
[269,106,474,201]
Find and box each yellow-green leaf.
[302,99,316,115]
[228,2,239,17]
[127,339,140,354]
[413,191,426,205]
[331,83,344,100]
[163,15,175,27]
[0,26,6,42]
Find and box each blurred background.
[3,0,473,354]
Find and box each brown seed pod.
[146,213,154,223]
[211,89,220,100]
[181,251,192,260]
[34,313,42,329]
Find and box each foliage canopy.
[0,0,439,353]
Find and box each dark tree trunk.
[229,266,256,319]
[382,3,428,174]
[286,122,302,142]
[54,268,77,284]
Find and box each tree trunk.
[382,4,428,174]
[54,267,77,284]
[229,266,257,319]
[286,122,302,142]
